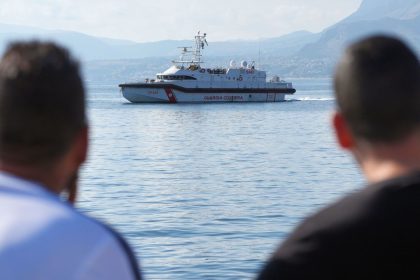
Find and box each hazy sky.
[0,0,362,42]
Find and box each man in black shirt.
[257,35,420,279]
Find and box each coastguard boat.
[119,32,296,103]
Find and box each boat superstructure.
[119,32,296,103]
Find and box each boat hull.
[119,83,295,103]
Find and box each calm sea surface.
[79,78,364,279]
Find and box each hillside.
[344,0,420,22]
[1,0,420,79]
[0,24,318,61]
[298,0,420,59]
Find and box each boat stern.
[119,83,172,103]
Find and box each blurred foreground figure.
[257,35,420,279]
[0,42,141,279]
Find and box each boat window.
[161,75,197,80]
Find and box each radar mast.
[173,31,208,67]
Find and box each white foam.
[292,97,335,101]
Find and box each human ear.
[332,111,354,149]
[64,126,88,204]
[73,126,89,166]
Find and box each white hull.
[121,86,293,103]
[118,32,296,104]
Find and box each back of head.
[0,42,86,165]
[334,35,420,143]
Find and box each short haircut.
[0,41,86,165]
[334,35,420,143]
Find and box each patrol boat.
[119,32,296,103]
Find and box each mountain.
[200,31,320,58]
[298,0,420,59]
[0,24,318,61]
[0,24,194,60]
[1,0,420,79]
[343,0,420,22]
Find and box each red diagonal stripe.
[164,88,177,103]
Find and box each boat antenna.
[193,31,207,66]
[258,38,261,70]
[173,32,207,67]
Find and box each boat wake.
[288,97,334,102]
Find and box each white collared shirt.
[0,172,141,280]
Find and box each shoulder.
[86,217,142,280]
[278,175,420,256]
[0,174,142,279]
[274,188,374,258]
[0,192,143,279]
[60,206,143,280]
[30,198,142,280]
[256,188,378,279]
[258,174,420,279]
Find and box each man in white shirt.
[0,42,142,279]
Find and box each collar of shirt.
[0,171,60,202]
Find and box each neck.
[0,160,64,194]
[360,159,420,183]
[354,132,420,183]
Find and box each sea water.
[79,78,363,279]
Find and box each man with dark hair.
[0,42,142,279]
[257,35,420,279]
